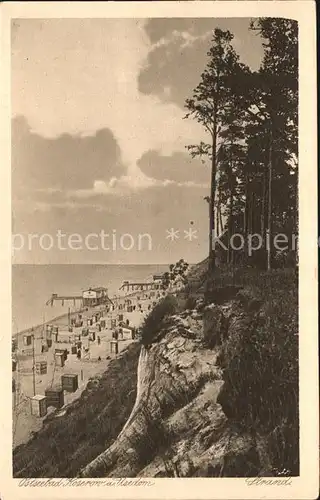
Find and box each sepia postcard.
[0,1,318,499]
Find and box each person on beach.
[97,336,101,345]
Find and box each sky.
[11,18,264,265]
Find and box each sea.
[12,264,169,333]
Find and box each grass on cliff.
[139,295,183,346]
[13,342,141,478]
[215,267,299,476]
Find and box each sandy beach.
[12,290,160,449]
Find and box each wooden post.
[41,314,45,340]
[32,332,36,396]
[267,124,273,271]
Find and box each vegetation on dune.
[182,260,299,476]
[140,295,181,347]
[216,268,299,475]
[161,259,189,290]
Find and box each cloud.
[139,18,264,108]
[11,19,205,182]
[49,172,209,200]
[13,19,258,264]
[12,115,125,197]
[137,149,210,184]
[138,32,212,109]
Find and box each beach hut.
[31,395,47,417]
[41,343,49,353]
[46,338,52,348]
[45,388,64,409]
[36,361,47,375]
[45,324,53,338]
[23,335,32,346]
[110,340,119,354]
[61,374,78,393]
[55,352,65,367]
[121,327,132,340]
[55,348,67,360]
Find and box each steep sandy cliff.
[12,266,298,479]
[80,291,264,478]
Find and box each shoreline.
[13,305,91,338]
[12,297,123,338]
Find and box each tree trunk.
[267,125,273,271]
[293,169,298,235]
[219,208,224,235]
[217,173,224,237]
[251,191,255,233]
[228,170,234,265]
[243,172,250,262]
[216,182,220,238]
[208,116,218,274]
[244,173,249,238]
[261,167,267,236]
[247,182,252,237]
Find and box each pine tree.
[185,29,245,273]
[232,18,298,269]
